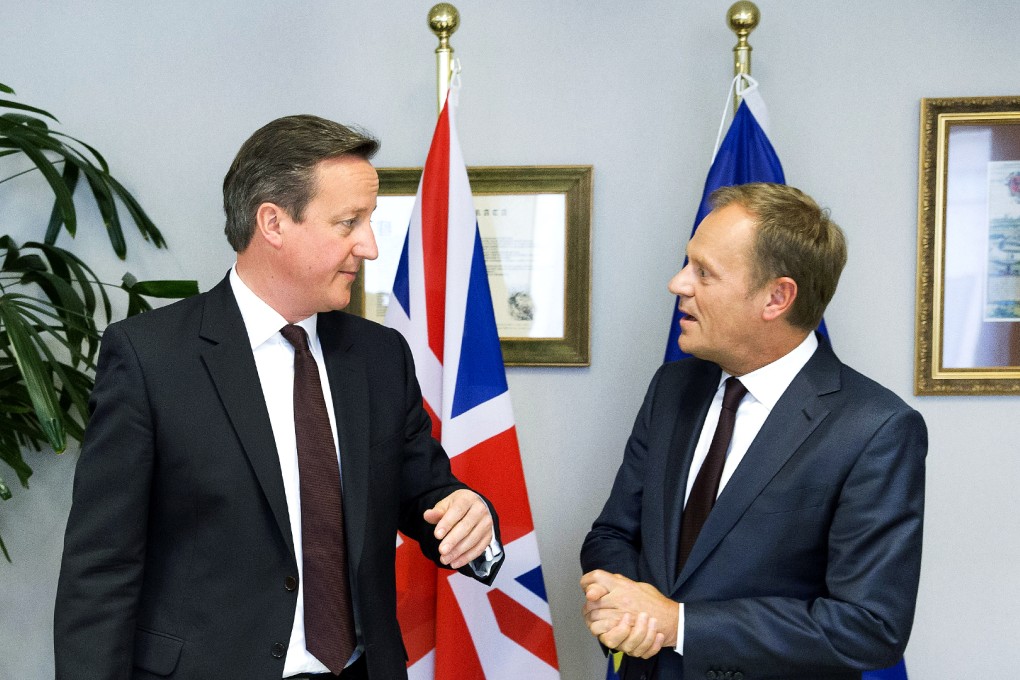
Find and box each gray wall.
[3,2,1017,678]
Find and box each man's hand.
[580,570,678,658]
[423,490,494,569]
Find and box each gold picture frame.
[350,165,592,366]
[916,96,1020,395]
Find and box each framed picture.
[350,165,592,366]
[916,96,1020,395]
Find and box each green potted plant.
[0,82,197,560]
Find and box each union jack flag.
[385,80,560,679]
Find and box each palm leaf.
[76,162,126,258]
[0,118,77,237]
[49,129,110,173]
[0,81,58,122]
[44,162,80,242]
[125,278,200,298]
[34,241,113,322]
[0,440,33,489]
[104,174,166,248]
[0,298,66,452]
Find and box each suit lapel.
[662,362,719,584]
[318,312,370,573]
[198,276,295,556]
[674,339,842,590]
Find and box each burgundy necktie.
[280,324,356,674]
[677,376,748,574]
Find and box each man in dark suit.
[580,183,926,680]
[54,115,503,680]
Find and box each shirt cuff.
[466,494,502,578]
[674,602,685,655]
[468,533,502,578]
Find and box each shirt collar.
[229,265,318,349]
[720,332,818,411]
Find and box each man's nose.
[668,264,692,296]
[355,225,379,261]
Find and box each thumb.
[585,583,610,602]
[423,498,450,525]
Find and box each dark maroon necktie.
[677,377,748,574]
[280,324,356,674]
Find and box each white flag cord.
[448,58,462,108]
[711,74,770,161]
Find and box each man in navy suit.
[581,183,926,680]
[55,115,503,679]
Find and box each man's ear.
[761,276,797,322]
[254,203,287,249]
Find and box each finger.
[422,498,450,526]
[597,612,632,650]
[585,607,624,631]
[583,600,615,623]
[445,519,494,568]
[618,612,651,655]
[579,569,611,591]
[639,632,666,660]
[426,490,474,539]
[626,615,659,658]
[584,582,610,602]
[437,501,490,561]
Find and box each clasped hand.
[580,570,678,659]
[423,489,494,570]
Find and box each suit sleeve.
[580,366,666,580]
[54,322,155,679]
[683,406,927,675]
[391,329,504,586]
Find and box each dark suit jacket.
[581,338,926,680]
[54,276,502,680]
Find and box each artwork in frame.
[349,165,592,366]
[916,95,1020,395]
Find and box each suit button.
[734,674,744,680]
[706,672,716,679]
[271,642,286,658]
[724,673,733,679]
[284,576,298,591]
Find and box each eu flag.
[664,86,785,362]
[864,659,909,680]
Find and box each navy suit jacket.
[581,338,926,680]
[55,275,502,680]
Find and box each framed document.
[916,96,1020,394]
[351,165,592,366]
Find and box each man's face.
[668,203,769,375]
[278,155,379,316]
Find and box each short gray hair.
[710,182,847,330]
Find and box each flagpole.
[428,3,460,114]
[727,1,760,113]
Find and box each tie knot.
[722,377,748,412]
[280,324,309,352]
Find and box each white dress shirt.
[675,333,819,654]
[229,267,501,675]
[230,268,341,675]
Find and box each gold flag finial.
[727,1,760,112]
[429,3,460,114]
